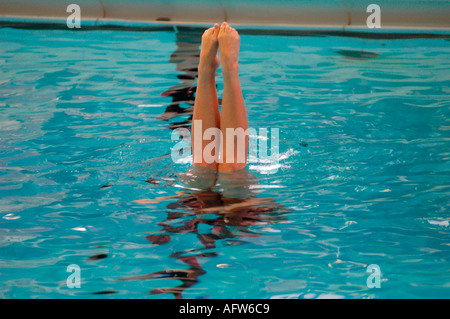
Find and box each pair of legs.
[192,22,248,172]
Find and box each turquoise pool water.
[0,23,449,299]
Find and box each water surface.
[0,25,449,298]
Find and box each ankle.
[222,62,239,77]
[198,63,217,76]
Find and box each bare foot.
[218,22,240,75]
[198,23,221,74]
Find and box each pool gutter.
[0,0,449,31]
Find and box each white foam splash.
[138,104,163,108]
[2,213,20,220]
[428,220,449,227]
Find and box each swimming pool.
[0,22,449,299]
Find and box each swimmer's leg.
[192,24,221,170]
[218,22,249,172]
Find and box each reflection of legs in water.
[158,28,202,129]
[192,22,248,172]
[134,187,287,299]
[128,174,291,299]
